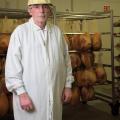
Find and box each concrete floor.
[63,100,120,120]
[0,100,120,120]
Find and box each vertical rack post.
[110,10,116,103]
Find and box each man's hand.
[19,92,34,112]
[62,88,72,103]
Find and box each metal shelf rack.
[55,10,120,115]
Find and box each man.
[5,0,74,120]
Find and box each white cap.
[28,0,52,6]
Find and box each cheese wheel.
[80,33,91,50]
[94,65,107,83]
[81,52,94,68]
[70,53,81,69]
[80,86,95,102]
[76,68,97,87]
[71,34,81,50]
[0,34,10,53]
[91,33,102,51]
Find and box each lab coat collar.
[29,17,51,32]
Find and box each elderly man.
[5,0,74,120]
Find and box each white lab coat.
[5,18,74,120]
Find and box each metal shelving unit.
[55,10,120,115]
[0,8,30,19]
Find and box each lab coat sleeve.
[61,33,74,88]
[5,28,26,95]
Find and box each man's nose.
[38,5,44,12]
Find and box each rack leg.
[109,101,120,116]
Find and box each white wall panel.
[0,0,18,9]
[51,0,71,12]
[0,0,119,15]
[17,0,28,10]
[73,0,120,15]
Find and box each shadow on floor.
[0,103,120,120]
[62,103,120,120]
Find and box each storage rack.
[55,10,120,115]
[0,8,30,19]
[0,7,56,20]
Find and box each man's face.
[28,4,51,24]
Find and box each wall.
[73,0,120,15]
[0,0,120,15]
[0,0,28,9]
